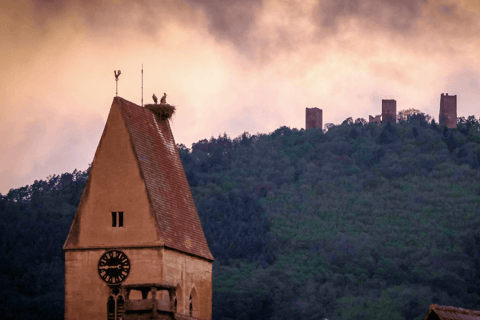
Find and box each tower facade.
[382,99,396,124]
[63,97,213,320]
[306,107,323,130]
[439,93,457,128]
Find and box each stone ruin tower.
[439,93,457,128]
[306,107,323,130]
[382,99,396,124]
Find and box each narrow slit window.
[107,296,115,320]
[189,295,193,316]
[112,212,116,227]
[119,212,123,227]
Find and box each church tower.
[63,97,214,320]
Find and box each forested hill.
[1,114,480,320]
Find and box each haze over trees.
[1,113,480,319]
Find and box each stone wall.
[65,247,212,320]
[63,100,162,250]
[163,248,212,319]
[369,115,382,125]
[440,93,457,128]
[306,107,322,130]
[65,248,163,319]
[382,99,396,124]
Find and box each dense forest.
[1,112,480,319]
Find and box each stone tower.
[439,93,457,128]
[382,99,396,124]
[306,107,323,130]
[63,97,213,320]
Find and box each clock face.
[98,250,130,285]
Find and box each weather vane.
[114,70,121,96]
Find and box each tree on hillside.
[342,117,353,125]
[397,108,421,122]
[3,117,480,320]
[325,123,335,131]
[397,108,431,123]
[192,138,209,153]
[355,118,367,126]
[176,143,189,152]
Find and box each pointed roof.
[65,97,213,261]
[424,304,480,320]
[118,97,213,261]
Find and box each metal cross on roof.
[114,70,121,97]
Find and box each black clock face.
[98,250,130,285]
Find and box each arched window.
[107,293,124,320]
[189,288,198,317]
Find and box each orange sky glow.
[1,0,479,194]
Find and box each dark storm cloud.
[30,0,68,16]
[438,4,455,16]
[314,0,428,33]
[29,0,264,45]
[25,0,478,59]
[183,0,264,48]
[28,0,195,38]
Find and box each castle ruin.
[439,93,457,128]
[311,92,458,129]
[382,99,396,124]
[369,115,381,125]
[306,107,323,130]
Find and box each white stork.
[160,93,167,104]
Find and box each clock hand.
[99,265,124,270]
[99,265,115,270]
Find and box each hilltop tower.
[63,97,213,320]
[382,99,396,124]
[306,107,323,130]
[439,93,457,128]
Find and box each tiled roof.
[425,304,480,320]
[116,97,213,261]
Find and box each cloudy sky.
[1,0,479,195]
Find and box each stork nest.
[145,104,176,120]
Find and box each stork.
[160,93,167,104]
